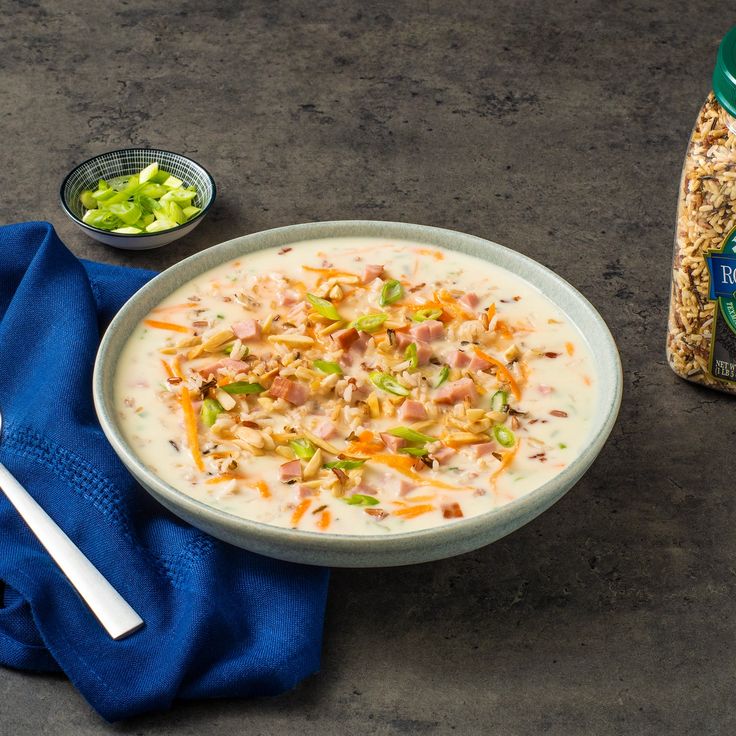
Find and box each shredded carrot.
[370,454,470,491]
[151,302,197,314]
[302,266,359,282]
[205,475,237,485]
[255,480,271,499]
[401,494,436,502]
[316,509,331,531]
[494,320,515,339]
[358,430,375,443]
[414,248,444,261]
[434,289,474,320]
[291,498,312,527]
[566,342,575,356]
[161,359,174,378]
[583,375,592,386]
[487,303,496,323]
[394,504,435,519]
[491,441,520,482]
[473,347,522,400]
[172,357,204,472]
[144,319,192,334]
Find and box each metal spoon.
[0,411,143,640]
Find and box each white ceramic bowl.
[59,148,216,250]
[93,221,622,567]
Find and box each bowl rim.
[59,147,217,239]
[94,220,623,557]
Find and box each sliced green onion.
[79,190,97,210]
[325,459,367,470]
[78,163,200,234]
[370,372,410,396]
[379,279,404,306]
[106,201,142,225]
[162,174,183,189]
[412,307,442,322]
[387,426,437,444]
[224,345,249,357]
[289,438,316,459]
[201,398,223,427]
[82,208,121,230]
[400,447,429,457]
[313,359,343,375]
[306,293,342,321]
[345,494,380,506]
[490,390,509,413]
[353,313,387,333]
[493,424,516,448]
[435,365,450,387]
[405,342,418,369]
[138,161,159,183]
[220,381,265,394]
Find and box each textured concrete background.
[1,1,735,734]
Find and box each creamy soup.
[115,238,596,535]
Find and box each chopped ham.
[277,289,301,306]
[279,460,302,482]
[434,377,478,404]
[399,479,416,496]
[432,446,457,464]
[268,376,309,406]
[198,358,250,377]
[363,264,384,283]
[410,319,444,342]
[297,484,315,498]
[472,442,496,458]
[449,350,471,368]
[333,327,359,350]
[354,483,378,496]
[469,355,491,372]
[350,331,371,354]
[416,342,432,365]
[231,319,261,341]
[442,502,464,519]
[395,331,413,349]
[398,400,428,421]
[316,419,336,440]
[380,433,406,453]
[460,292,479,309]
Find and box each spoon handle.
[0,462,143,640]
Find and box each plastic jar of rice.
[667,27,736,391]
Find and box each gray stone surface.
[1,0,734,733]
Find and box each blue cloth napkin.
[0,222,329,721]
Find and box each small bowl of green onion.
[60,148,216,250]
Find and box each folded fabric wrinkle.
[0,222,329,722]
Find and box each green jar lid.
[714,26,736,117]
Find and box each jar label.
[706,226,736,381]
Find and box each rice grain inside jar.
[667,26,736,391]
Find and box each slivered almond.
[216,389,236,410]
[235,426,264,448]
[465,408,486,422]
[366,392,380,418]
[328,284,343,301]
[202,329,235,352]
[275,445,295,459]
[257,397,274,411]
[176,336,202,348]
[318,320,347,336]
[188,344,205,360]
[443,432,489,446]
[504,344,520,363]
[301,427,341,456]
[267,334,315,348]
[303,448,323,480]
[261,313,276,333]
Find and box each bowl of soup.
[93,221,622,567]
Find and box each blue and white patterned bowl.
[60,148,216,250]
